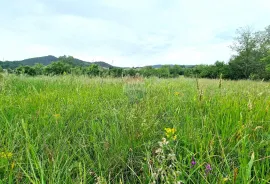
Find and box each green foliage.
[157,65,170,78]
[124,68,137,77]
[58,56,76,66]
[260,50,270,80]
[228,26,269,80]
[138,65,184,78]
[123,81,146,104]
[86,64,100,76]
[169,65,184,77]
[33,63,44,75]
[140,66,156,77]
[0,76,269,183]
[184,25,270,80]
[15,66,36,76]
[7,68,14,74]
[0,66,3,73]
[0,55,113,69]
[71,66,84,76]
[0,56,57,69]
[44,61,72,75]
[109,67,123,77]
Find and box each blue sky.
[0,0,269,67]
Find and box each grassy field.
[0,74,269,183]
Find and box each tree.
[71,66,84,75]
[157,66,170,78]
[254,25,270,58]
[229,27,258,79]
[7,68,14,74]
[260,50,270,80]
[0,66,3,73]
[44,61,71,75]
[86,64,100,76]
[125,68,137,77]
[58,56,75,66]
[15,66,36,76]
[140,66,156,77]
[184,68,194,77]
[229,26,269,79]
[169,65,183,77]
[33,63,44,75]
[109,67,123,77]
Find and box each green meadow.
[0,74,269,183]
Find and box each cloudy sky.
[0,0,269,67]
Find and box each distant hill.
[20,55,58,66]
[92,61,113,68]
[0,55,114,69]
[148,64,195,68]
[0,55,195,70]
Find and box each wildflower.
[191,157,196,167]
[152,173,158,180]
[177,181,184,184]
[205,163,212,174]
[0,151,13,159]
[161,138,169,145]
[168,153,176,161]
[164,128,177,140]
[164,128,176,134]
[155,148,162,154]
[164,128,171,133]
[158,138,169,147]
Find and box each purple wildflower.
[191,157,196,167]
[205,164,212,174]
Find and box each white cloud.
[0,0,269,66]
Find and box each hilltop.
[0,55,114,69]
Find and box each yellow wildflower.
[164,128,177,140]
[164,128,176,134]
[0,151,13,159]
[164,128,171,133]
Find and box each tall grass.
[0,75,269,183]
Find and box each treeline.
[0,59,185,78]
[1,25,269,80]
[186,25,270,80]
